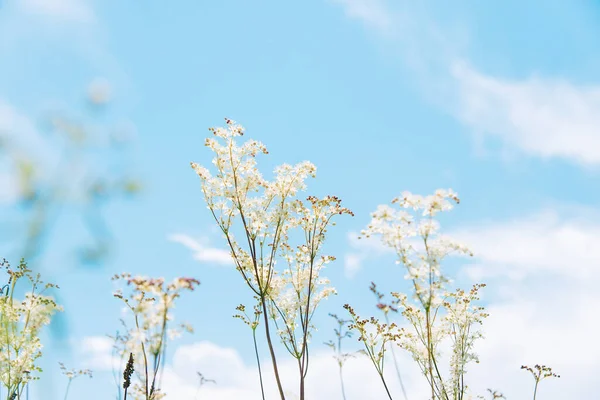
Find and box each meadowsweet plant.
[58,362,92,400]
[520,364,560,400]
[191,118,353,399]
[233,301,266,399]
[343,304,404,400]
[477,389,505,399]
[354,189,489,400]
[0,258,62,400]
[112,273,199,400]
[193,372,216,400]
[370,282,408,400]
[324,313,356,400]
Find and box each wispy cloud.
[452,207,600,397]
[330,0,393,34]
[168,233,233,266]
[79,336,119,371]
[452,207,600,281]
[343,231,392,278]
[452,62,600,167]
[18,0,95,24]
[332,1,600,168]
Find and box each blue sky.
[1,0,600,399]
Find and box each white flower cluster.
[0,259,62,400]
[191,120,352,356]
[354,190,488,400]
[362,189,472,306]
[191,119,353,397]
[112,273,199,400]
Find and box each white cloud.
[452,62,600,167]
[18,0,95,23]
[168,233,233,266]
[90,339,430,400]
[79,335,120,371]
[343,231,392,278]
[446,207,600,398]
[330,0,392,34]
[332,1,600,168]
[343,253,362,278]
[452,208,600,281]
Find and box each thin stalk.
[378,372,394,400]
[252,328,266,400]
[230,161,285,399]
[260,298,286,400]
[384,314,408,400]
[338,365,347,400]
[63,379,72,400]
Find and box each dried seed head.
[123,353,134,389]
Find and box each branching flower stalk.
[58,362,92,400]
[191,119,352,399]
[370,282,409,400]
[476,389,505,399]
[112,274,199,400]
[0,259,62,400]
[234,302,265,400]
[193,372,216,400]
[521,364,560,400]
[359,190,487,400]
[324,313,355,400]
[343,304,404,400]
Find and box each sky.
[1,0,600,399]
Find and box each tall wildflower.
[112,274,199,400]
[349,190,486,400]
[521,364,560,400]
[191,119,352,399]
[0,259,62,400]
[58,362,92,400]
[324,313,355,400]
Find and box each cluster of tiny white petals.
[361,189,472,306]
[352,190,489,400]
[0,260,62,398]
[191,119,352,366]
